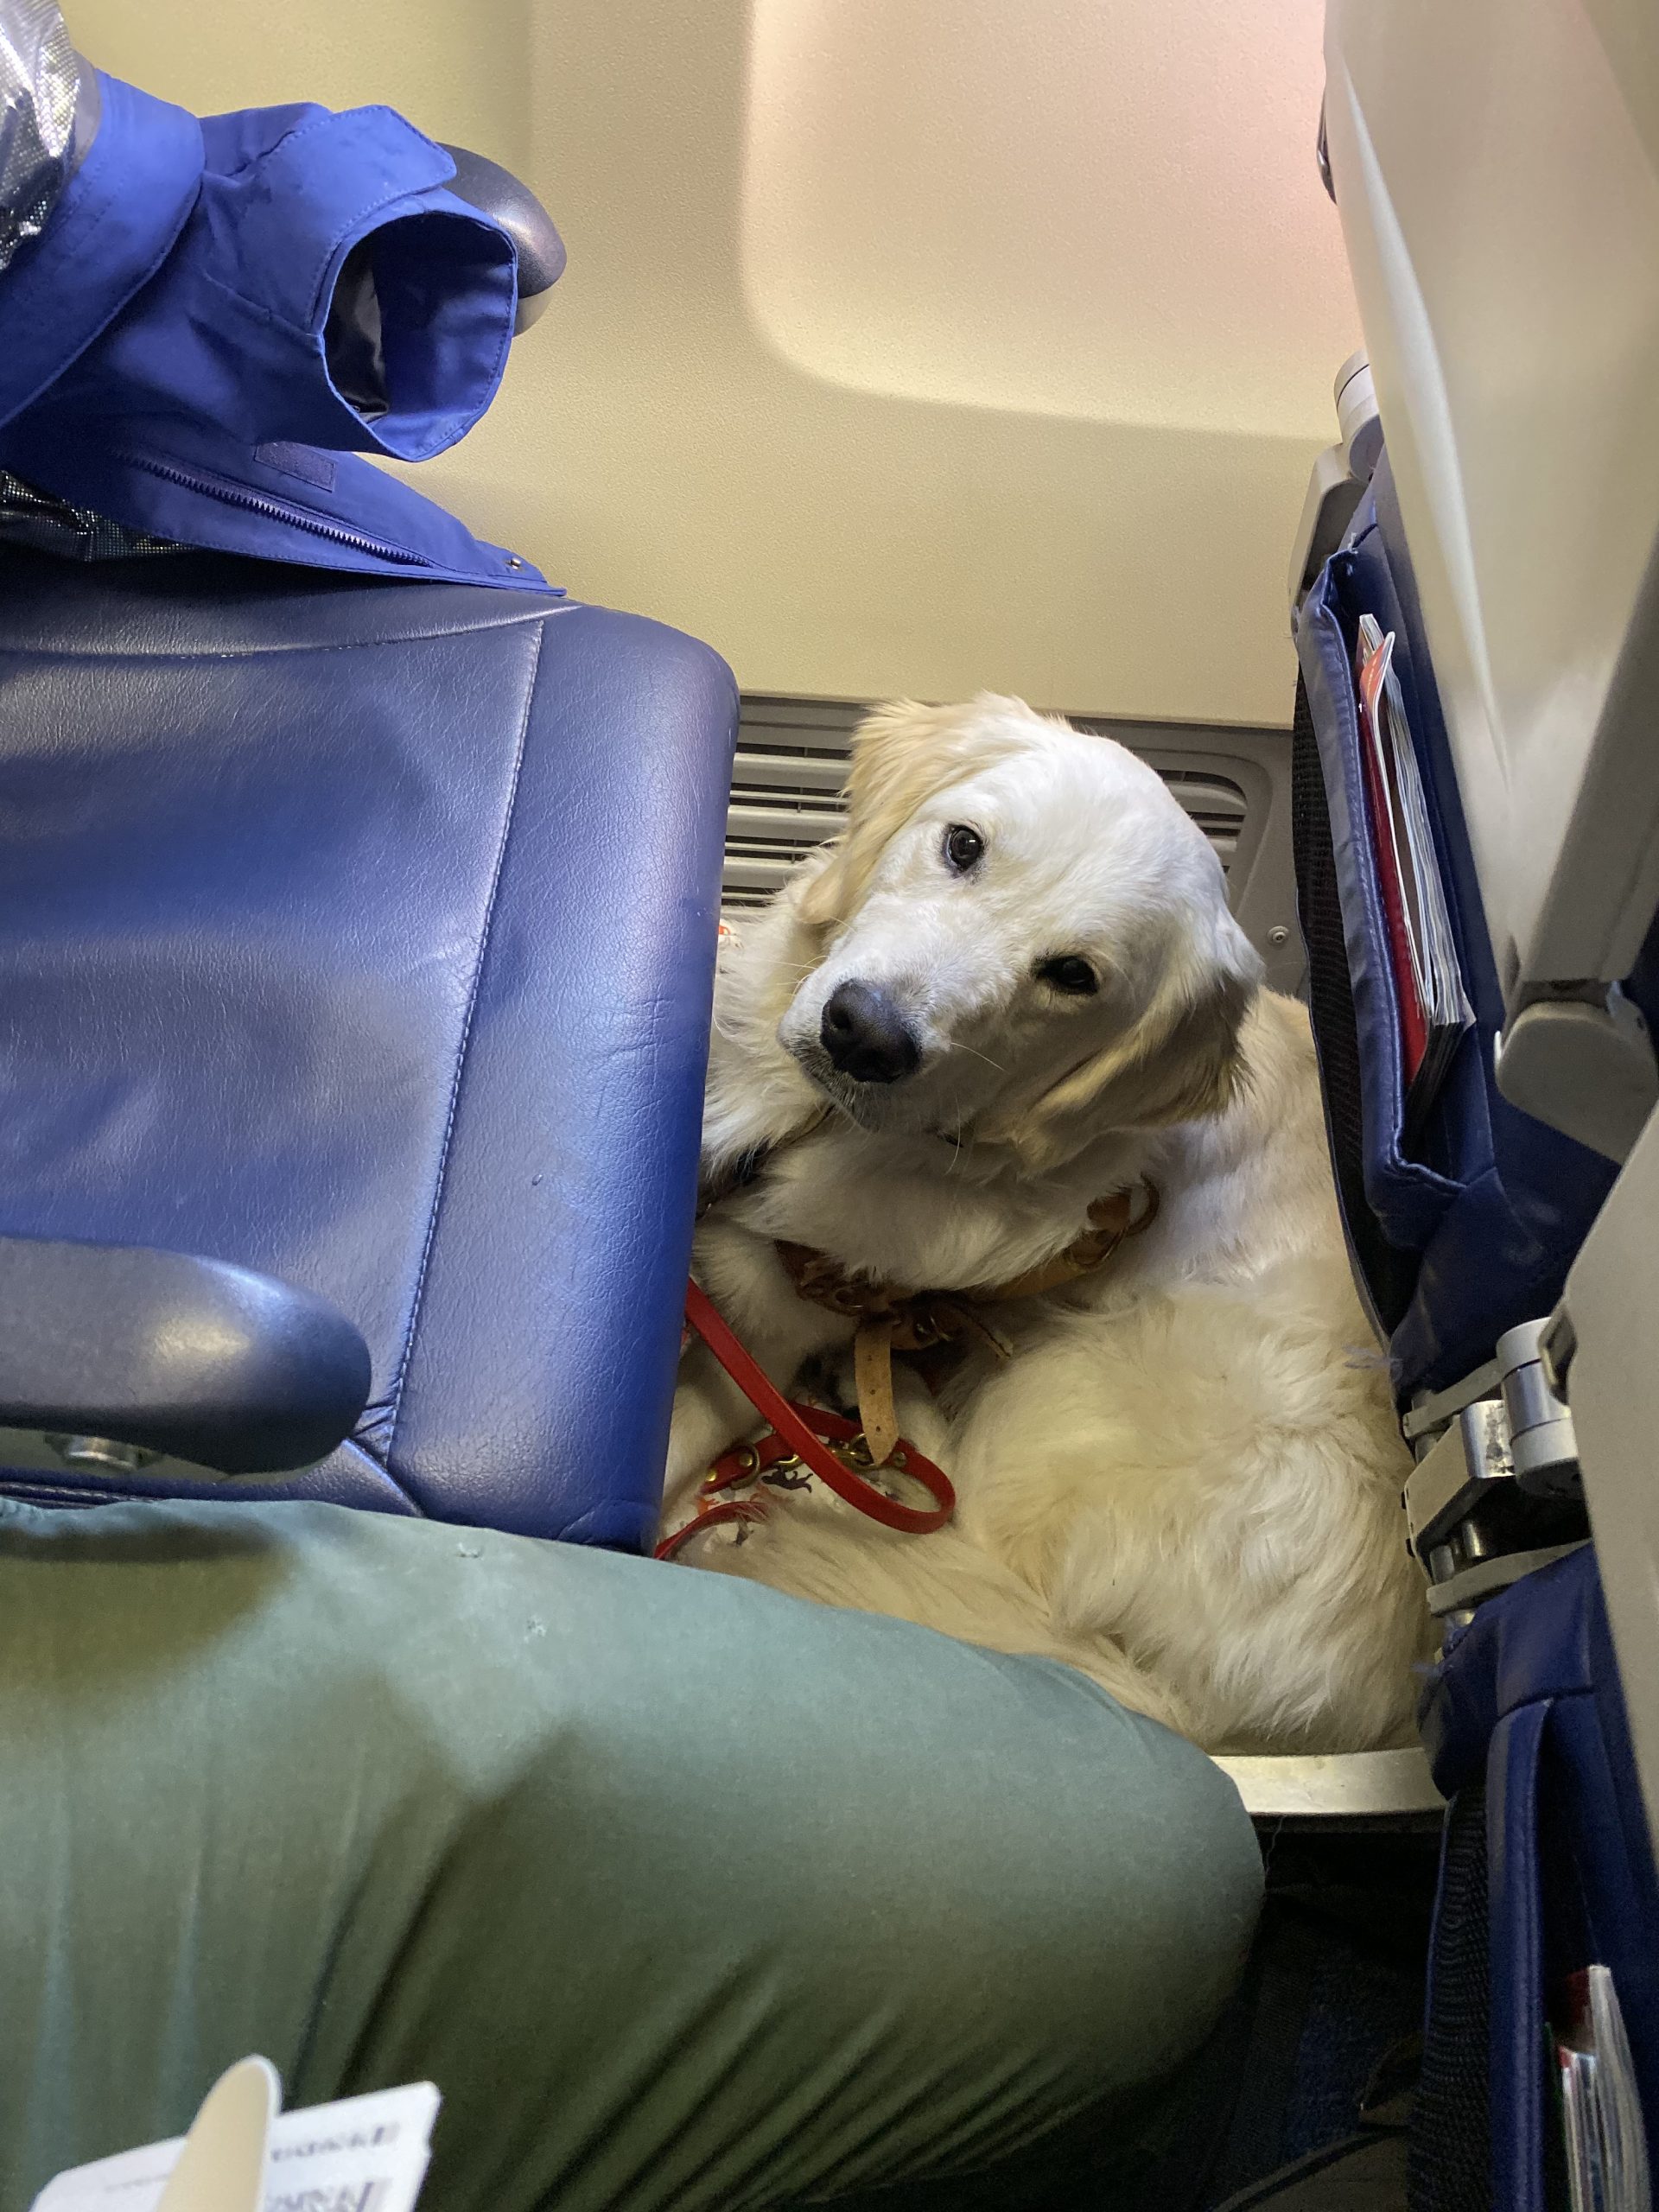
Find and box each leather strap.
[854,1316,901,1465]
[653,1493,768,1561]
[656,1281,956,1560]
[989,1185,1159,1300]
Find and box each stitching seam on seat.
[0,599,584,661]
[378,618,545,1456]
[331,1435,422,1511]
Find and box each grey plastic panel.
[1325,0,1659,1001]
[1557,1105,1659,1857]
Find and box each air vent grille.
[723,696,1250,909]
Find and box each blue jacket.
[0,70,555,589]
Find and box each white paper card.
[31,2073,440,2212]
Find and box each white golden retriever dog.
[663,696,1425,1753]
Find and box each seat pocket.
[1293,550,1465,1331]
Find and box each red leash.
[655,1279,956,1560]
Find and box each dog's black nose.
[820,980,921,1084]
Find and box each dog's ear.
[798,695,1039,930]
[984,908,1263,1171]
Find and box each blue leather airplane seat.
[0,544,737,1548]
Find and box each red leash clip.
[655,1280,956,1560]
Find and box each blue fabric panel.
[1488,1700,1548,2212]
[1421,1549,1659,2199]
[0,548,736,1544]
[1294,458,1617,1400]
[0,404,552,590]
[1294,554,1461,1255]
[1359,466,1617,1396]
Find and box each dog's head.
[778,695,1262,1170]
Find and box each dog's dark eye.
[943,823,984,873]
[1037,955,1098,996]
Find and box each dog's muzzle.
[819,981,921,1085]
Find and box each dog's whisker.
[950,1040,1007,1075]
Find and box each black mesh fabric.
[0,469,181,560]
[1408,1787,1491,2212]
[1291,669,1418,1334]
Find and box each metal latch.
[1403,1319,1588,1623]
[1403,1399,1513,1564]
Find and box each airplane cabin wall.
[62,0,1357,728]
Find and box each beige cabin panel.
[63,0,1356,725]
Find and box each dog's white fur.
[664,696,1426,1752]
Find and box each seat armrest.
[439,144,565,329]
[0,1236,372,1474]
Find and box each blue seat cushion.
[0,547,736,1545]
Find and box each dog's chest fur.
[720,1117,1158,1298]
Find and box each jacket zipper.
[112,450,435,567]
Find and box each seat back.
[0,544,736,1544]
[1294,455,1623,1402]
[1421,1549,1659,2212]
